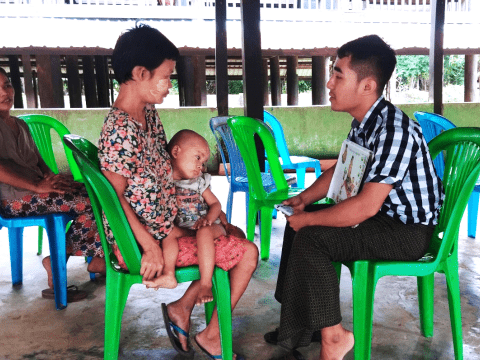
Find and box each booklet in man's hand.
[326,139,373,204]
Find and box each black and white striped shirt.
[347,96,443,226]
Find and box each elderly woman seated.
[0,67,105,301]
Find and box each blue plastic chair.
[0,211,74,310]
[263,110,322,188]
[210,116,297,225]
[414,111,479,238]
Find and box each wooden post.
[216,0,228,116]
[465,54,478,102]
[95,55,110,107]
[241,0,264,170]
[193,56,207,106]
[177,56,195,107]
[287,56,298,105]
[21,55,36,108]
[263,58,269,106]
[66,55,83,108]
[429,0,446,115]
[270,56,281,106]
[36,55,65,108]
[8,55,24,109]
[81,56,98,108]
[312,56,328,105]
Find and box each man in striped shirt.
[266,35,443,360]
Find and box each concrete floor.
[1,174,480,360]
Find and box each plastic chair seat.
[64,134,234,360]
[1,212,74,310]
[333,127,480,360]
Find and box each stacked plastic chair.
[415,111,479,238]
[64,134,234,360]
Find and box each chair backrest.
[63,134,142,275]
[414,111,456,179]
[18,114,83,182]
[227,116,289,200]
[209,116,249,184]
[263,110,292,166]
[426,127,480,264]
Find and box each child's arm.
[193,187,222,229]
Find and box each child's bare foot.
[42,256,54,289]
[195,283,213,306]
[143,273,178,289]
[320,325,354,360]
[87,257,106,276]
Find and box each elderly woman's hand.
[35,173,76,194]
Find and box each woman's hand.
[140,242,164,281]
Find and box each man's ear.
[361,77,378,96]
[131,66,148,81]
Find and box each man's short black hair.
[0,67,8,78]
[112,23,180,84]
[337,35,396,96]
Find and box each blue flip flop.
[161,303,194,358]
[193,335,246,360]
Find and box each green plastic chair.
[17,114,82,256]
[63,134,233,360]
[227,116,307,260]
[333,127,480,360]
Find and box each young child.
[149,129,227,306]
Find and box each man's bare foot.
[195,283,214,306]
[87,257,106,276]
[42,256,53,289]
[166,302,191,352]
[320,325,354,360]
[143,273,178,289]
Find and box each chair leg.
[467,190,479,238]
[212,267,233,360]
[37,226,43,255]
[332,261,342,283]
[350,261,376,360]
[246,197,256,242]
[8,227,24,286]
[444,264,463,360]
[315,161,322,178]
[45,216,69,310]
[417,274,435,337]
[104,271,133,360]
[259,206,273,261]
[226,188,234,223]
[295,168,306,189]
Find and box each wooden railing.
[0,0,476,21]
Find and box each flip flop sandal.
[193,335,245,360]
[41,285,88,303]
[161,303,194,358]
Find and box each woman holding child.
[98,24,258,359]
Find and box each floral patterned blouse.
[98,104,177,244]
